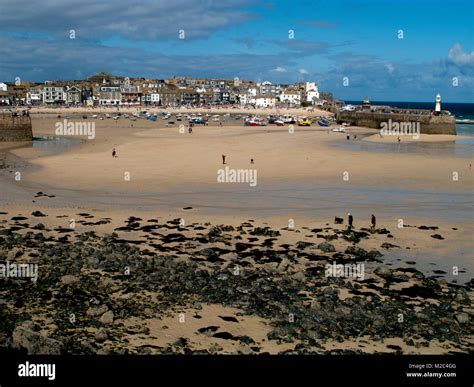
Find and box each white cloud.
[271,66,287,73]
[448,43,474,66]
[0,0,256,40]
[385,63,395,74]
[298,68,309,75]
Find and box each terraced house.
[121,85,142,106]
[65,85,82,105]
[97,85,121,105]
[42,84,66,104]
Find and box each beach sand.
[0,113,472,355]
[363,133,469,143]
[5,115,472,193]
[2,114,473,275]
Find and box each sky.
[0,0,473,102]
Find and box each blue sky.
[0,0,473,101]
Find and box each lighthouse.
[435,93,441,113]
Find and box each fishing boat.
[189,118,206,124]
[245,117,267,126]
[282,115,296,124]
[268,115,279,124]
[317,119,329,127]
[298,117,311,126]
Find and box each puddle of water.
[0,136,84,169]
[383,247,472,285]
[32,136,84,150]
[333,124,474,157]
[156,183,473,224]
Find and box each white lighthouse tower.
[435,93,441,113]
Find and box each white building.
[26,88,43,105]
[306,89,320,104]
[279,90,301,105]
[294,81,320,105]
[150,93,160,104]
[303,82,315,92]
[254,95,276,108]
[43,85,66,104]
[238,93,248,105]
[248,87,257,97]
[0,83,7,91]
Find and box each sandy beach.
[0,113,472,355]
[1,113,473,278]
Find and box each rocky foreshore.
[0,212,472,355]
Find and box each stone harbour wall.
[336,111,457,135]
[0,113,33,141]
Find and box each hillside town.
[0,72,339,109]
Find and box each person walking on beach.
[371,214,376,231]
[222,154,226,165]
[347,213,353,230]
[112,148,117,158]
[251,158,254,164]
[397,136,401,143]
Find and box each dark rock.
[12,322,63,355]
[296,241,316,249]
[317,241,336,253]
[381,242,399,249]
[249,227,280,237]
[374,266,393,279]
[345,246,369,258]
[235,243,253,252]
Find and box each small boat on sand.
[317,120,329,127]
